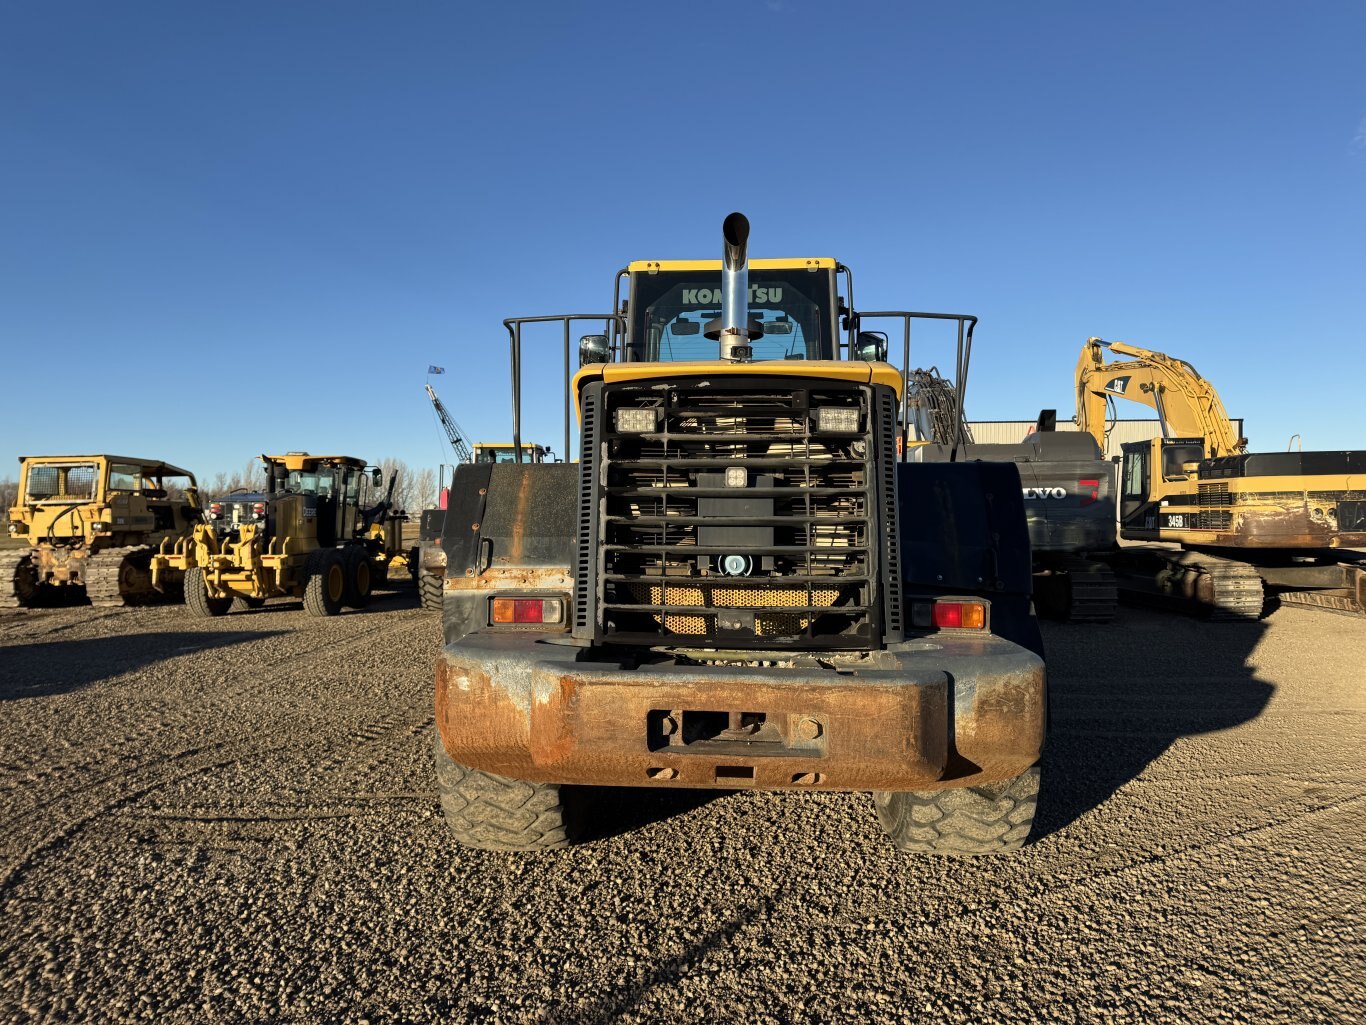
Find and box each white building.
[965,418,1245,461]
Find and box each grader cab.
[4,455,200,607]
[152,452,405,617]
[430,214,1047,856]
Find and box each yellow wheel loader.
[429,214,1047,855]
[152,453,406,618]
[4,455,200,608]
[1077,338,1366,617]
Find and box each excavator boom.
[1075,337,1244,458]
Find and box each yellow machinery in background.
[152,452,405,617]
[1077,338,1366,616]
[5,455,200,607]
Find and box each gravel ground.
[0,590,1362,1024]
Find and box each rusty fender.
[435,633,1044,792]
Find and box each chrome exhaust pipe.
[717,212,754,362]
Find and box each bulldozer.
[4,455,201,608]
[151,452,405,617]
[1077,337,1366,617]
[430,213,1047,855]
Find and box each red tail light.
[931,601,986,629]
[252,502,267,518]
[490,597,565,626]
[209,502,222,517]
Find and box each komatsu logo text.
[681,286,784,305]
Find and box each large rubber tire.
[342,547,373,609]
[303,548,346,617]
[433,732,583,852]
[873,765,1040,855]
[419,570,443,613]
[184,567,232,618]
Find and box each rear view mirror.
[579,334,609,366]
[372,468,383,486]
[671,319,700,336]
[765,316,794,335]
[856,332,888,361]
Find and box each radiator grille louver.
[1198,481,1232,531]
[574,392,599,632]
[594,380,884,649]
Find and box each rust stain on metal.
[506,472,534,565]
[433,641,1045,792]
[444,564,571,592]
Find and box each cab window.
[627,268,837,362]
[26,463,98,501]
[1123,449,1148,497]
[108,464,146,491]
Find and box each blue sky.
[2,1,1364,486]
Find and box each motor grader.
[431,214,1047,856]
[152,452,405,617]
[4,455,200,607]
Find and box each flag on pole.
[428,365,445,374]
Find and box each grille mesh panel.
[597,380,881,648]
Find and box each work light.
[815,407,860,433]
[614,408,657,434]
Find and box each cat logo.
[1104,375,1131,395]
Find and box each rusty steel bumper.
[435,634,1045,792]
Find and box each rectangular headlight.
[614,407,657,434]
[815,406,860,433]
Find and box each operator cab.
[472,443,551,465]
[623,260,841,362]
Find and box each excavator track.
[1102,547,1266,621]
[1,551,39,609]
[1277,590,1366,617]
[83,546,157,607]
[1060,556,1118,623]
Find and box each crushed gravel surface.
[0,591,1362,1024]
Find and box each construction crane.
[425,383,473,464]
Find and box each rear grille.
[595,380,881,649]
[1197,481,1232,531]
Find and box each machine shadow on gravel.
[576,785,730,842]
[0,630,285,701]
[1032,608,1273,841]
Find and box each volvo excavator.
[903,369,1119,622]
[1077,337,1366,618]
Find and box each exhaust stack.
[711,212,759,362]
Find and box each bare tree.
[0,477,18,513]
[206,459,265,498]
[410,467,437,511]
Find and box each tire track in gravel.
[0,614,417,818]
[816,790,1366,940]
[0,613,434,895]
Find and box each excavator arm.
[1074,337,1245,458]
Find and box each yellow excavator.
[1077,338,1366,617]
